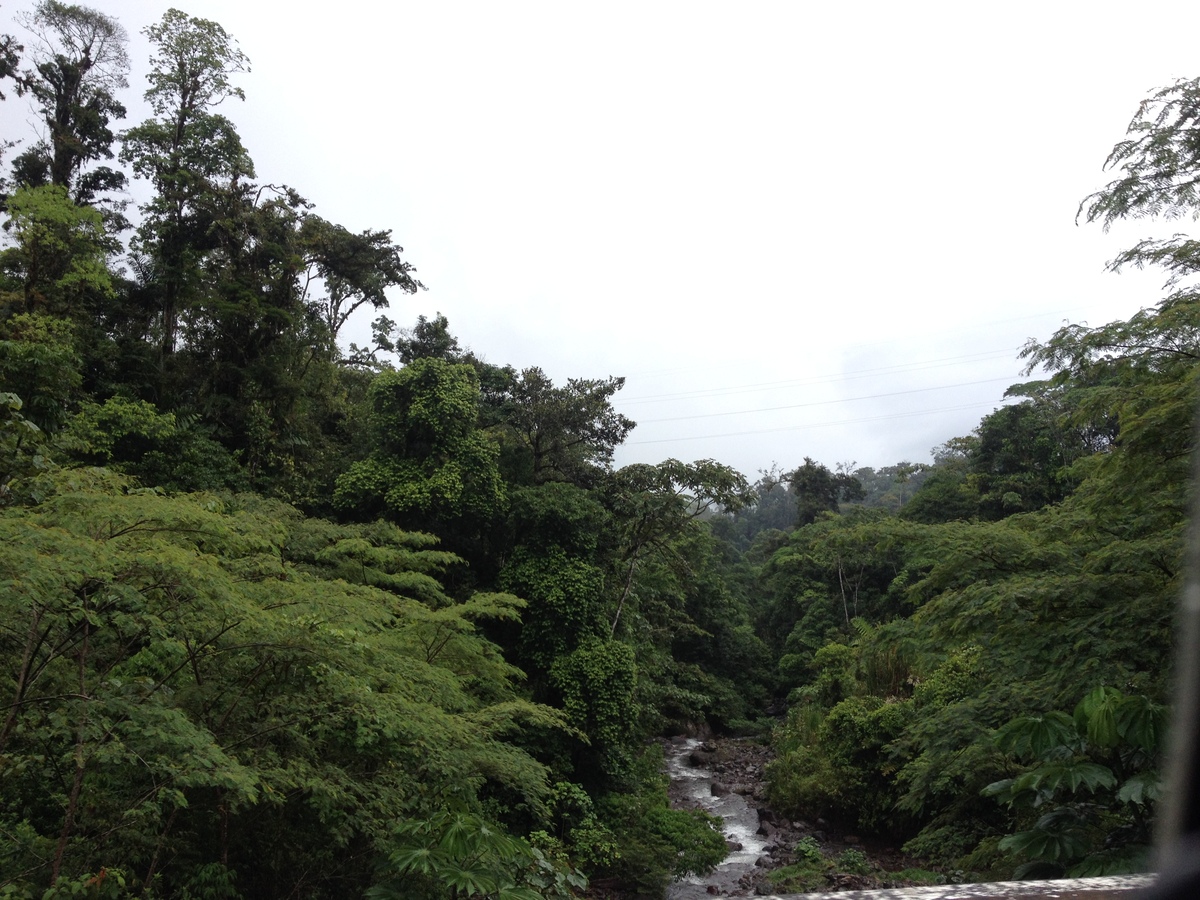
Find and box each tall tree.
[0,17,18,93]
[603,458,750,638]
[0,13,22,190]
[121,8,252,358]
[393,311,463,364]
[298,215,424,348]
[10,1,128,218]
[500,367,636,486]
[788,457,865,526]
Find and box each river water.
[660,739,1153,900]
[664,738,769,899]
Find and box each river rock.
[710,782,729,796]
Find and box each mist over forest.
[0,3,1194,898]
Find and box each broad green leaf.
[1075,687,1123,748]
[994,712,1077,758]
[1114,695,1168,755]
[1117,771,1162,805]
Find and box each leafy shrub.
[984,687,1164,878]
[586,746,726,895]
[902,822,988,866]
[793,836,824,867]
[767,838,830,893]
[768,693,911,832]
[368,811,586,900]
[836,847,871,874]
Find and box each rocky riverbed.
[663,735,933,897]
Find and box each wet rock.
[843,834,860,844]
[726,839,743,851]
[710,782,730,796]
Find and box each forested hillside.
[0,4,1196,899]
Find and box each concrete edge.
[762,873,1157,900]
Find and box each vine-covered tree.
[334,357,507,537]
[0,183,112,315]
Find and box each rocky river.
[659,736,1156,899]
[660,735,874,897]
[664,737,771,898]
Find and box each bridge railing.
[769,873,1155,900]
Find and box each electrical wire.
[626,399,1008,445]
[617,305,1096,382]
[633,376,1019,424]
[619,346,1021,405]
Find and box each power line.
[627,399,1007,445]
[634,376,1018,424]
[619,346,1021,405]
[618,305,1095,382]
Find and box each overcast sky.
[4,0,1197,479]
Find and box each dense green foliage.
[738,76,1200,880]
[0,9,760,897]
[1,5,1196,895]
